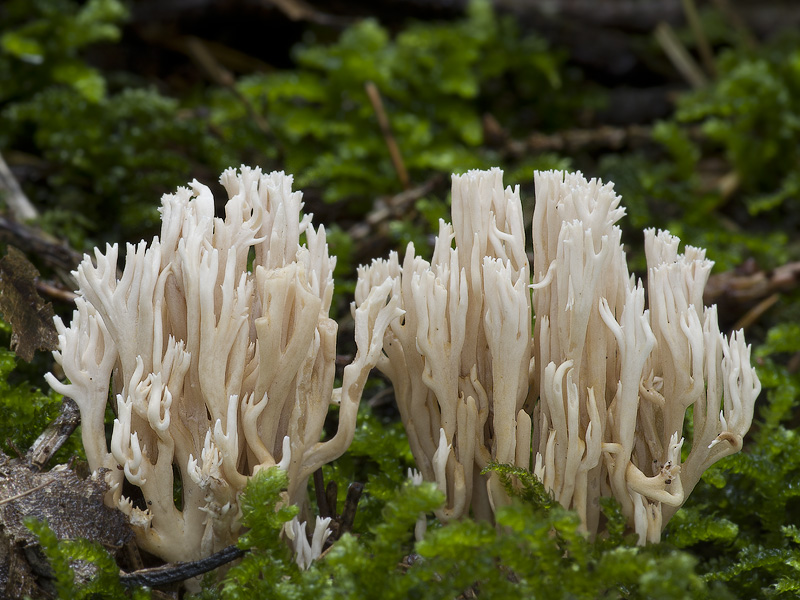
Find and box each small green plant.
[601,33,800,274]
[0,341,79,460]
[221,0,576,206]
[0,0,126,104]
[25,519,150,600]
[0,0,235,248]
[675,35,800,218]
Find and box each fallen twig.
[0,480,56,506]
[705,260,800,306]
[510,124,658,156]
[710,0,758,48]
[35,280,78,304]
[348,175,443,242]
[365,81,410,190]
[26,398,81,472]
[680,0,716,78]
[734,292,780,332]
[181,36,274,139]
[655,21,708,88]
[0,152,38,222]
[119,545,246,588]
[0,217,83,275]
[266,0,354,27]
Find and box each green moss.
[0,342,80,460]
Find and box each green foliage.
[219,468,444,599]
[236,467,299,551]
[322,405,416,531]
[26,518,150,599]
[0,340,79,459]
[2,0,578,256]
[219,467,300,598]
[4,86,227,247]
[676,36,800,208]
[0,0,126,103]
[213,467,716,599]
[599,34,800,274]
[5,2,800,598]
[317,481,444,599]
[410,480,713,599]
[28,460,723,600]
[0,0,233,248]
[599,124,789,274]
[224,0,576,206]
[484,461,559,511]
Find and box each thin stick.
[339,481,364,535]
[26,397,81,471]
[36,280,78,304]
[182,36,273,138]
[734,293,779,331]
[313,468,332,518]
[0,151,38,221]
[365,81,410,190]
[0,480,56,506]
[119,545,245,588]
[655,22,708,89]
[710,0,758,48]
[681,0,716,78]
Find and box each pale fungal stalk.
[46,166,401,562]
[357,168,760,543]
[284,515,333,570]
[407,468,428,541]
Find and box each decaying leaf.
[0,246,58,362]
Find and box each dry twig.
[265,0,353,27]
[25,398,81,472]
[119,545,246,588]
[734,292,780,331]
[365,81,410,190]
[0,480,56,507]
[655,21,708,88]
[0,152,38,222]
[681,0,717,78]
[181,36,273,138]
[710,0,758,48]
[347,175,442,242]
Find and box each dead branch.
[705,259,800,306]
[502,124,706,158]
[25,398,81,472]
[0,217,82,275]
[119,545,246,588]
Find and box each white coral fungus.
[47,166,402,562]
[356,168,760,544]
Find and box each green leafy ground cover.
[2,0,800,597]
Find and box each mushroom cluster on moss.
[47,165,759,562]
[46,167,401,562]
[356,168,760,544]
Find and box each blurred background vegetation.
[2,0,800,597]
